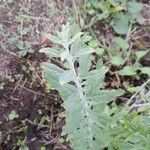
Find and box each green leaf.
[63,93,81,113]
[42,62,64,78]
[7,0,16,4]
[60,23,71,46]
[110,55,124,65]
[78,55,91,78]
[120,142,141,150]
[88,39,99,48]
[135,51,147,61]
[96,12,110,20]
[127,2,143,17]
[40,146,46,150]
[70,32,83,44]
[61,50,69,61]
[18,50,28,57]
[83,67,107,79]
[140,67,150,75]
[83,67,108,91]
[71,39,95,58]
[87,0,100,9]
[108,0,121,7]
[59,70,75,85]
[17,41,33,57]
[17,40,24,49]
[41,62,63,88]
[42,62,77,100]
[45,33,61,44]
[96,58,104,69]
[136,15,145,25]
[114,37,129,51]
[39,47,61,57]
[87,89,124,104]
[95,48,105,56]
[81,35,93,43]
[8,110,19,120]
[111,13,129,35]
[118,66,137,76]
[69,23,80,36]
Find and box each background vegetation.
[0,0,149,149]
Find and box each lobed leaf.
[78,54,91,78]
[45,33,62,44]
[71,39,95,58]
[87,89,125,104]
[59,70,75,85]
[39,47,61,57]
[114,37,129,51]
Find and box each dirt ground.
[0,0,150,150]
[0,0,71,149]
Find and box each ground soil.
[0,0,149,150]
[0,0,71,149]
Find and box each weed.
[8,110,19,121]
[13,138,29,150]
[0,82,5,90]
[85,0,143,35]
[17,40,33,57]
[118,50,150,76]
[40,146,46,150]
[40,23,122,149]
[6,0,16,4]
[41,23,150,150]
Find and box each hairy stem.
[130,102,150,110]
[127,78,150,106]
[66,47,94,149]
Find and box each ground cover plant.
[0,0,150,149]
[41,23,150,150]
[85,0,143,34]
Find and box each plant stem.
[125,22,133,42]
[130,102,150,110]
[66,47,94,150]
[127,78,150,106]
[71,0,80,26]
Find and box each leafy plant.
[40,146,46,150]
[6,0,16,4]
[40,23,150,149]
[118,50,150,76]
[0,82,5,90]
[81,34,105,56]
[40,23,125,149]
[107,36,149,76]
[17,40,33,57]
[36,115,50,130]
[109,37,129,66]
[13,138,29,150]
[85,0,143,35]
[8,110,19,121]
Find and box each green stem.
[66,46,94,150]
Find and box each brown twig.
[127,78,150,106]
[0,41,19,58]
[11,75,24,95]
[49,105,54,135]
[18,84,46,96]
[19,78,27,95]
[17,84,58,99]
[123,44,133,65]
